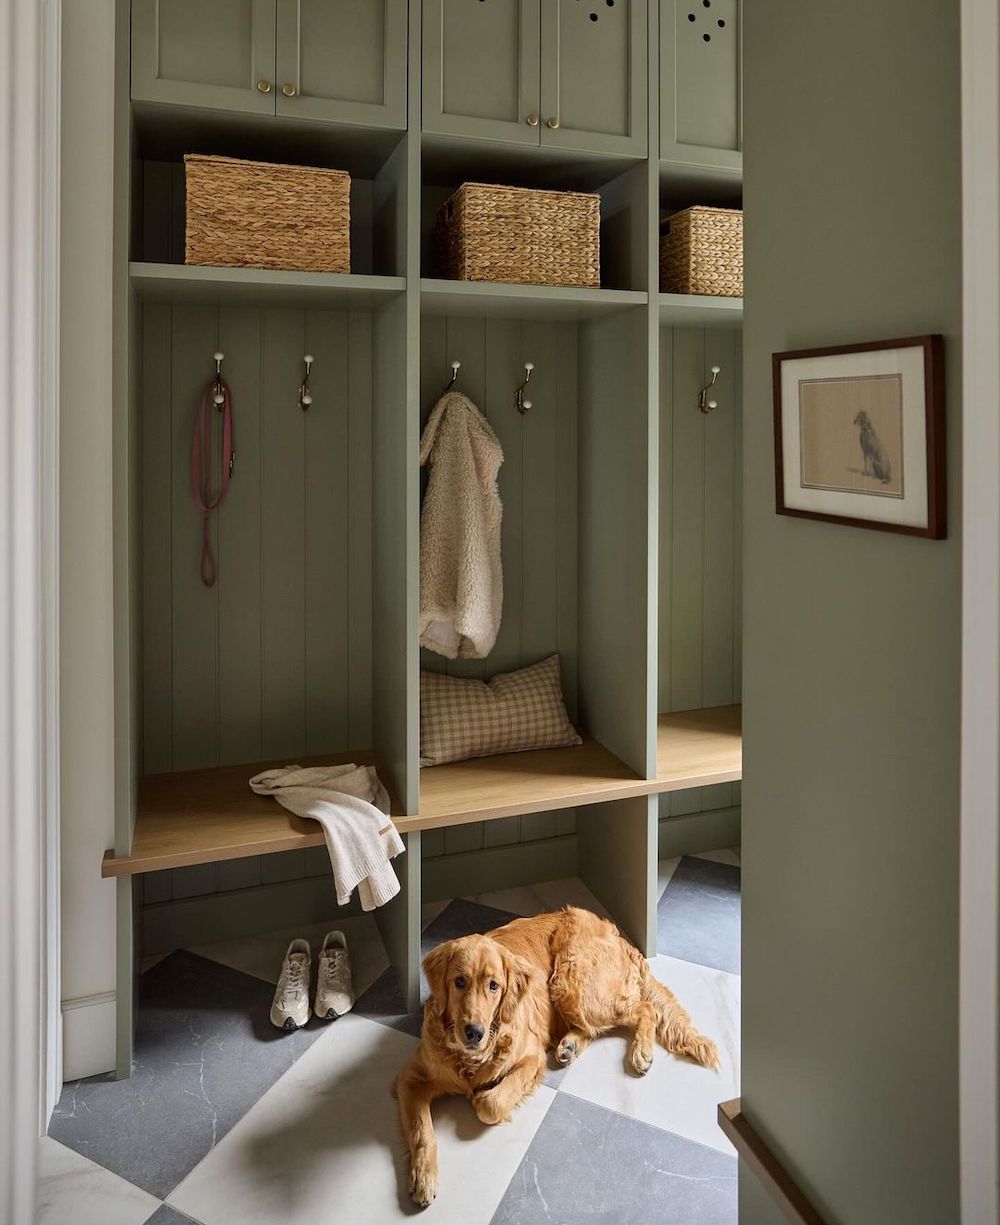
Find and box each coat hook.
[212,351,226,409]
[443,359,461,397]
[699,364,721,414]
[515,361,534,415]
[298,354,314,411]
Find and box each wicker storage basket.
[437,182,600,288]
[184,154,351,274]
[660,206,743,297]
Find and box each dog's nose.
[464,1023,485,1046]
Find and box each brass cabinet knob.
[281,83,297,97]
[546,116,560,129]
[256,79,272,93]
[526,113,539,126]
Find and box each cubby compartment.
[657,322,743,854]
[421,148,651,292]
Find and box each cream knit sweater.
[419,391,504,659]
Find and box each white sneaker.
[270,939,311,1031]
[314,931,354,1020]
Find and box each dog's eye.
[489,980,499,992]
[454,976,466,989]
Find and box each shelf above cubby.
[129,262,406,310]
[659,293,743,327]
[101,707,742,878]
[421,278,647,321]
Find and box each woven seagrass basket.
[660,205,743,297]
[184,154,351,274]
[437,182,600,288]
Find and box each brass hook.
[699,365,721,414]
[515,361,534,415]
[299,354,314,411]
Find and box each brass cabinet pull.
[256,79,272,93]
[281,83,297,97]
[546,116,560,129]
[526,113,539,126]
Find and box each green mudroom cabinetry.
[108,0,743,1077]
[131,0,407,129]
[659,0,741,168]
[423,0,647,156]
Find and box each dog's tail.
[640,965,719,1069]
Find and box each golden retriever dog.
[394,906,719,1207]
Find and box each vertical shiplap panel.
[170,306,221,769]
[141,303,173,773]
[304,310,351,755]
[217,307,263,765]
[556,321,579,719]
[261,309,308,758]
[702,327,738,708]
[518,320,563,844]
[482,317,523,680]
[348,312,374,750]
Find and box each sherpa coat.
[419,391,503,659]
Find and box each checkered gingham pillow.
[420,654,582,767]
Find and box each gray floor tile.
[355,897,519,1034]
[657,855,741,973]
[50,951,328,1199]
[491,1094,737,1225]
[143,1207,200,1225]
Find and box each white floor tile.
[558,954,740,1155]
[169,1013,554,1225]
[528,876,612,918]
[189,913,389,998]
[36,1136,161,1225]
[692,849,741,868]
[658,857,681,900]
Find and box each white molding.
[960,0,1000,1222]
[0,0,50,1218]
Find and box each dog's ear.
[498,947,536,1025]
[422,942,452,1019]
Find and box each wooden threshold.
[718,1099,827,1225]
[102,706,741,878]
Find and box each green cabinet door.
[275,0,407,128]
[131,0,278,113]
[540,0,647,157]
[422,0,542,145]
[660,0,741,169]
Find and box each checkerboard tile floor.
[40,850,740,1225]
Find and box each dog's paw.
[473,1092,510,1126]
[410,1164,438,1208]
[556,1036,579,1065]
[629,1043,653,1076]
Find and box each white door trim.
[960,1,1000,1222]
[0,0,60,1218]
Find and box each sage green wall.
[741,4,961,1224]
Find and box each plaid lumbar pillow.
[420,654,582,767]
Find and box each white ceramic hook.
[443,360,461,395]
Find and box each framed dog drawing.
[773,335,946,538]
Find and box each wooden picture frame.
[773,335,946,538]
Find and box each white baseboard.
[62,992,117,1081]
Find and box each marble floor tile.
[36,1137,160,1225]
[49,951,329,1199]
[557,954,740,1154]
[143,1207,202,1225]
[468,876,613,920]
[491,1093,737,1225]
[658,855,741,973]
[658,856,682,900]
[356,898,519,1034]
[189,912,389,998]
[169,1013,555,1225]
[693,848,742,867]
[421,898,451,928]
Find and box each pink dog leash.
[191,371,234,587]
